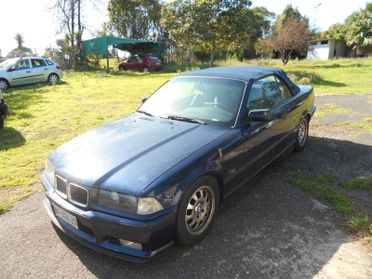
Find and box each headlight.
[98,189,164,215]
[44,159,55,186]
[98,189,138,213]
[137,197,164,215]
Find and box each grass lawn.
[215,58,372,95]
[0,58,371,212]
[108,57,372,95]
[289,174,372,248]
[0,71,174,212]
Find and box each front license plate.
[54,204,78,230]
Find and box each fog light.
[119,239,142,250]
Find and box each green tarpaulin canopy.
[82,36,160,57]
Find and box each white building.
[307,39,346,60]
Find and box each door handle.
[26,71,31,73]
[265,118,280,128]
[44,68,48,70]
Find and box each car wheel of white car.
[48,74,59,85]
[0,79,9,90]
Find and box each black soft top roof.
[180,66,300,94]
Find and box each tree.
[107,0,162,40]
[344,5,371,49]
[53,0,85,69]
[6,33,33,58]
[273,4,307,33]
[255,38,272,59]
[320,23,346,41]
[161,0,252,67]
[268,19,310,65]
[14,33,24,49]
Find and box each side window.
[31,59,46,68]
[127,57,136,63]
[247,75,292,111]
[275,76,293,100]
[46,59,54,66]
[14,59,30,71]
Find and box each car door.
[223,75,294,194]
[135,56,145,71]
[30,58,49,83]
[8,59,33,86]
[127,57,139,71]
[256,75,296,154]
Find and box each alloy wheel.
[49,74,59,84]
[298,118,308,146]
[185,185,216,235]
[0,80,8,90]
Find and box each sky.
[0,0,369,57]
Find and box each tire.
[0,115,4,129]
[48,74,59,85]
[143,67,149,73]
[0,102,8,117]
[0,79,9,90]
[294,117,309,152]
[176,176,220,246]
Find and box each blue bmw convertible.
[41,66,316,262]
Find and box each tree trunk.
[281,49,289,65]
[71,0,76,69]
[70,0,75,47]
[209,42,216,67]
[74,0,82,70]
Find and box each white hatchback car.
[0,57,63,90]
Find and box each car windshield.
[138,76,246,126]
[0,58,19,70]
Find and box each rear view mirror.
[248,109,272,122]
[141,96,148,104]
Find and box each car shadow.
[5,80,68,92]
[0,127,25,150]
[1,81,68,119]
[54,136,372,278]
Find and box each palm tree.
[14,33,24,49]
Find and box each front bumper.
[41,174,175,262]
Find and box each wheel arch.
[48,72,60,78]
[201,171,224,205]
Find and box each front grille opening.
[69,184,88,206]
[78,222,93,237]
[55,176,67,196]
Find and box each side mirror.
[248,109,272,122]
[141,96,148,104]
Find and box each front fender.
[142,144,223,210]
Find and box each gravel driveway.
[0,94,371,279]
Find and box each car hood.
[49,113,227,196]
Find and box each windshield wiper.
[167,115,206,125]
[137,110,154,117]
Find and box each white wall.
[307,41,332,60]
